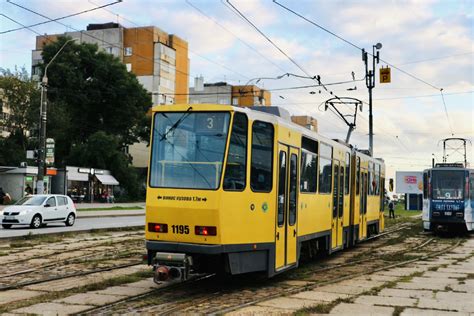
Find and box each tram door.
[360,172,368,239]
[275,144,299,270]
[331,161,344,250]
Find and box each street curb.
[0,225,144,241]
[76,212,145,219]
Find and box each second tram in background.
[422,163,474,232]
[145,104,385,281]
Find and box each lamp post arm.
[43,38,77,81]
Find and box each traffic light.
[389,178,394,191]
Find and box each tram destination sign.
[435,163,464,168]
[157,195,208,202]
[431,199,464,211]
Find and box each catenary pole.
[36,38,77,194]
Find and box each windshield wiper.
[159,107,193,141]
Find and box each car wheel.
[65,213,75,227]
[30,214,42,229]
[2,224,12,229]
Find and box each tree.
[41,36,152,154]
[40,36,152,198]
[67,131,142,198]
[0,67,39,165]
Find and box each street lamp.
[36,38,77,194]
[362,42,382,157]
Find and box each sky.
[1,0,473,187]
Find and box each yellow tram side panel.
[366,196,380,223]
[298,193,332,237]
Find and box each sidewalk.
[74,202,145,209]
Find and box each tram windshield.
[149,111,230,189]
[431,170,465,200]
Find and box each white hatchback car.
[0,194,77,229]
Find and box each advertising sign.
[395,171,423,194]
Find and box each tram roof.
[151,104,384,165]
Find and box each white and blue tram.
[422,163,474,232]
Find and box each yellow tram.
[145,104,385,280]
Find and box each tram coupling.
[153,252,192,283]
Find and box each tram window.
[277,151,286,227]
[289,154,298,226]
[356,157,360,195]
[368,162,374,195]
[251,121,274,192]
[423,173,428,199]
[320,143,332,158]
[333,163,339,218]
[470,175,474,200]
[344,152,350,195]
[381,177,385,210]
[319,157,333,194]
[300,150,317,193]
[223,113,248,191]
[375,164,380,195]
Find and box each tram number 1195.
[172,225,189,234]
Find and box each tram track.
[0,231,143,266]
[215,238,464,316]
[0,233,145,291]
[78,221,430,315]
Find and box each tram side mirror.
[389,178,394,192]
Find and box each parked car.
[0,194,76,229]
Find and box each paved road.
[0,215,145,238]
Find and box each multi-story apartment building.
[32,22,189,105]
[189,77,271,106]
[0,89,11,138]
[32,23,190,168]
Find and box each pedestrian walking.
[388,199,395,219]
[0,187,5,205]
[25,184,33,195]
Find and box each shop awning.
[67,171,89,182]
[96,174,119,185]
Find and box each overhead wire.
[272,0,457,135]
[224,1,339,96]
[5,0,197,79]
[184,0,289,75]
[0,0,121,34]
[223,0,354,131]
[86,0,251,81]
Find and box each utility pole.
[362,43,382,157]
[36,39,76,194]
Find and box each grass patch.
[295,297,353,315]
[78,206,143,211]
[393,306,405,316]
[428,266,438,271]
[0,269,153,314]
[7,227,143,249]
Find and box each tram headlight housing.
[195,226,217,236]
[148,223,168,233]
